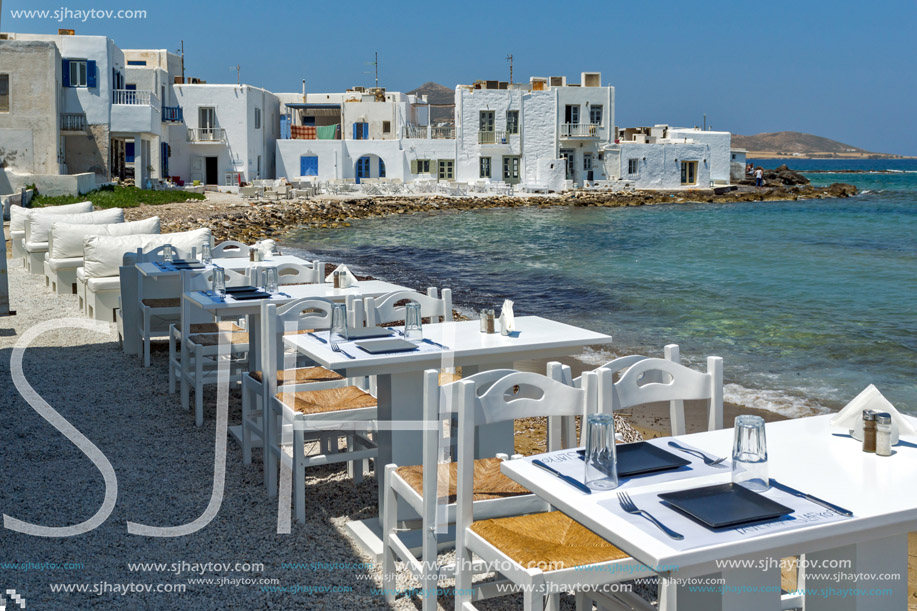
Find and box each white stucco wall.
[666,128,731,184]
[276,139,453,182]
[615,141,711,189]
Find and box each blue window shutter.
[86,60,97,88]
[62,59,71,87]
[362,123,368,139]
[352,123,358,140]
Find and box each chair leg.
[241,383,252,465]
[265,404,277,494]
[142,312,151,368]
[347,434,363,485]
[168,329,177,394]
[293,428,305,523]
[545,592,561,611]
[194,346,204,426]
[382,465,398,605]
[180,348,190,411]
[523,589,540,611]
[422,479,439,611]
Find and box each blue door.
[355,156,371,184]
[300,155,318,177]
[161,142,169,177]
[379,158,386,178]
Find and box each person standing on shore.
[755,167,764,187]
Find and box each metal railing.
[187,127,226,142]
[60,113,87,131]
[401,124,456,139]
[112,89,159,108]
[561,123,601,138]
[432,126,455,139]
[478,129,508,145]
[161,106,183,122]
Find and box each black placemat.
[344,327,395,340]
[225,285,257,294]
[578,442,691,477]
[229,291,269,301]
[354,338,419,354]
[659,483,793,529]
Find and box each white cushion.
[10,201,92,232]
[87,276,122,292]
[50,217,160,260]
[76,267,88,282]
[24,241,49,253]
[82,228,212,279]
[48,257,84,271]
[28,208,124,244]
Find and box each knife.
[421,338,448,350]
[307,332,327,344]
[769,479,853,517]
[531,459,592,495]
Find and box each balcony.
[561,123,602,138]
[60,113,87,133]
[187,128,226,143]
[432,126,455,139]
[161,106,184,122]
[478,130,509,145]
[401,124,455,139]
[111,89,161,135]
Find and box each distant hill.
[732,131,903,159]
[407,82,454,124]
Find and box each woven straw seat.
[276,386,376,415]
[188,331,250,346]
[188,322,244,334]
[248,366,343,385]
[438,371,462,385]
[470,511,629,571]
[141,297,180,308]
[396,457,529,502]
[283,328,314,336]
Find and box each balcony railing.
[112,89,159,109]
[401,124,456,139]
[162,106,183,122]
[187,127,226,142]
[561,123,601,138]
[60,113,87,131]
[478,129,508,145]
[432,126,455,139]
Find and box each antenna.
[229,64,240,85]
[365,52,379,88]
[177,40,185,82]
[506,54,514,84]
[703,113,707,131]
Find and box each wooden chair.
[382,368,550,611]
[262,301,377,522]
[212,240,250,259]
[452,370,646,611]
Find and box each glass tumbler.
[201,242,213,265]
[162,243,173,264]
[732,415,769,491]
[404,301,423,340]
[331,303,348,341]
[263,266,279,294]
[211,266,226,300]
[583,413,619,490]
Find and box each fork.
[328,336,356,360]
[667,441,727,466]
[617,491,684,540]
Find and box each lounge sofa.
[9,201,93,263]
[80,228,212,322]
[24,208,124,275]
[44,217,161,295]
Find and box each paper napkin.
[829,384,915,444]
[499,299,515,333]
[324,264,358,287]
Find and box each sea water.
[283,159,917,417]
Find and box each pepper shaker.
[876,412,892,457]
[862,410,877,453]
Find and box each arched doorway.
[355,154,385,184]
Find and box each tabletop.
[501,414,917,571]
[283,316,613,377]
[137,254,309,278]
[183,279,411,312]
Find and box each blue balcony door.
[161,142,169,177]
[355,156,371,184]
[300,155,318,177]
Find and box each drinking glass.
[404,301,423,340]
[732,415,769,491]
[201,242,213,265]
[331,303,348,341]
[162,243,173,264]
[211,266,226,300]
[263,266,279,294]
[583,413,619,490]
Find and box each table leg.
[804,535,908,611]
[374,371,425,516]
[659,564,782,611]
[121,267,140,355]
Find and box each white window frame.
[589,105,603,125]
[480,156,492,179]
[583,153,593,171]
[506,110,519,134]
[479,110,495,133]
[628,158,639,175]
[70,60,88,87]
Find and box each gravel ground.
[0,257,659,610]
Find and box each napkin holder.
[324,264,357,288]
[830,385,910,445]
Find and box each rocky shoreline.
[125,182,858,244]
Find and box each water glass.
[211,266,226,300]
[583,413,619,490]
[201,242,212,265]
[162,243,173,264]
[263,266,279,294]
[331,303,348,341]
[732,415,769,491]
[404,301,423,340]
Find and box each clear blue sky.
[5,0,915,155]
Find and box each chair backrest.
[609,356,723,432]
[275,262,323,285]
[213,240,250,258]
[364,288,452,327]
[179,267,248,293]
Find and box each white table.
[501,415,917,611]
[284,316,612,556]
[135,254,308,278]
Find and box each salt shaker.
[333,271,342,289]
[479,309,495,333]
[876,412,892,457]
[862,410,877,453]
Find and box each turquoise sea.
[284,159,917,417]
